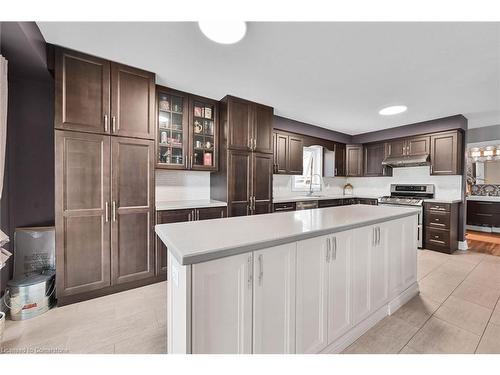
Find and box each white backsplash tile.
[273,166,463,200]
[156,170,211,202]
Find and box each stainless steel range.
[378,184,435,248]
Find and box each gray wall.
[274,115,352,144]
[0,22,54,297]
[467,124,500,143]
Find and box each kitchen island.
[156,204,419,354]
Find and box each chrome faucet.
[306,173,323,196]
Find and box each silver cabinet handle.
[197,209,200,221]
[334,168,338,176]
[104,114,109,132]
[253,196,256,212]
[253,138,257,150]
[190,155,193,168]
[248,254,253,289]
[326,238,331,263]
[105,202,109,222]
[188,212,191,221]
[258,254,263,285]
[430,165,433,174]
[112,116,117,133]
[332,237,337,260]
[221,209,224,218]
[112,201,117,222]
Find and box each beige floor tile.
[114,325,167,354]
[406,317,480,354]
[437,259,476,278]
[343,315,418,354]
[490,301,500,325]
[451,251,486,265]
[481,254,500,264]
[476,323,500,354]
[465,263,500,289]
[399,345,421,354]
[452,280,500,309]
[392,294,440,329]
[434,295,492,335]
[418,277,458,304]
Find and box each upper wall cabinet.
[226,96,273,153]
[346,144,363,177]
[334,143,346,177]
[386,136,430,158]
[364,142,393,177]
[273,131,303,175]
[156,87,218,171]
[55,47,155,140]
[430,130,463,175]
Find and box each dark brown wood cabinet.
[154,206,227,276]
[288,135,304,175]
[363,142,392,177]
[386,136,430,158]
[252,152,273,215]
[334,143,346,176]
[467,200,500,227]
[273,202,296,212]
[55,130,156,303]
[423,202,459,254]
[55,131,111,297]
[346,144,363,177]
[272,131,303,175]
[55,47,155,140]
[430,130,462,175]
[111,137,155,285]
[254,104,274,154]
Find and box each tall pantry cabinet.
[53,47,157,304]
[211,96,274,217]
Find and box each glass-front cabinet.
[156,87,189,169]
[156,86,218,171]
[190,96,218,171]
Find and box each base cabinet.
[253,243,296,354]
[173,215,418,354]
[191,253,253,354]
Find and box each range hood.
[382,154,430,167]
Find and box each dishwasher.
[295,201,319,210]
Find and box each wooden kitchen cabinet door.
[252,152,273,215]
[227,96,252,151]
[253,243,296,354]
[228,150,251,217]
[351,225,372,324]
[288,135,304,175]
[111,137,155,285]
[346,144,363,177]
[196,207,226,220]
[334,143,346,176]
[327,230,353,344]
[111,63,155,139]
[191,253,253,354]
[55,48,110,134]
[253,103,274,154]
[55,131,111,297]
[430,130,461,175]
[364,142,390,177]
[296,235,329,354]
[370,225,389,311]
[385,139,406,158]
[275,132,289,174]
[407,136,430,156]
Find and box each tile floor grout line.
[398,252,486,354]
[473,284,500,353]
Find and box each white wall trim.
[458,240,469,251]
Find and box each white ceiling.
[38,22,500,135]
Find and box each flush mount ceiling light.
[198,21,246,44]
[379,105,408,116]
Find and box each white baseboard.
[492,227,500,234]
[387,282,420,315]
[320,282,419,354]
[467,225,492,233]
[458,240,468,251]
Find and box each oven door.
[378,203,423,248]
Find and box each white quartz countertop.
[156,199,227,211]
[423,198,463,204]
[273,194,380,203]
[466,195,500,202]
[155,204,418,265]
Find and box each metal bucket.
[4,270,56,321]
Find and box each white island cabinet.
[158,205,419,354]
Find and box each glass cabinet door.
[157,89,187,168]
[191,99,217,170]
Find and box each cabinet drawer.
[467,200,500,214]
[425,210,450,229]
[425,227,450,249]
[273,202,296,212]
[467,212,500,226]
[424,202,450,212]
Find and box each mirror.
[473,160,500,184]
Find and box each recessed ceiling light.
[379,105,408,116]
[198,21,246,44]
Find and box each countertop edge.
[155,200,228,211]
[156,210,418,266]
[273,195,380,203]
